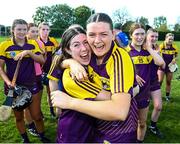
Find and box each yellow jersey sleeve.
[107,48,134,94]
[63,69,101,99]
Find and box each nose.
[94,35,101,43]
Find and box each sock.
[28,122,36,129]
[39,132,45,139]
[166,92,170,97]
[50,107,55,116]
[150,121,157,128]
[136,139,143,143]
[21,132,30,142]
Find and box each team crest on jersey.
[10,51,16,58]
[101,77,110,90]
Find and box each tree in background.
[74,5,92,29]
[112,7,131,25]
[50,4,74,34]
[153,16,167,29]
[32,6,51,25]
[136,16,149,26]
[32,4,93,36]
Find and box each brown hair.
[38,22,50,29]
[129,23,145,36]
[11,19,28,36]
[28,23,37,31]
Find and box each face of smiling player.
[67,33,91,66]
[86,22,114,64]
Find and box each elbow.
[110,109,129,121]
[116,111,128,121]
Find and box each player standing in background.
[158,33,178,102]
[38,22,59,118]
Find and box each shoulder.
[0,39,13,51]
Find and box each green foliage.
[154,16,167,29]
[32,6,51,25]
[32,4,93,37]
[112,7,131,25]
[174,23,180,32]
[136,16,149,26]
[74,5,91,29]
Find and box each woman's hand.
[69,60,88,81]
[136,74,146,87]
[14,50,30,61]
[51,90,73,109]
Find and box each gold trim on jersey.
[47,74,59,82]
[161,50,177,55]
[131,55,152,64]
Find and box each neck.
[132,43,141,51]
[96,56,105,65]
[41,36,48,43]
[15,38,25,47]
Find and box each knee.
[31,112,42,121]
[138,120,147,129]
[154,104,162,112]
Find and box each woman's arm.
[145,39,165,67]
[49,79,59,92]
[51,90,131,121]
[0,59,12,87]
[14,50,45,64]
[61,59,88,81]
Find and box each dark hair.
[54,25,86,69]
[86,13,113,30]
[11,19,28,36]
[28,23,37,31]
[113,23,122,30]
[129,23,145,36]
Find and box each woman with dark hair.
[48,25,104,142]
[51,13,138,143]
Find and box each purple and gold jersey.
[38,37,59,73]
[48,58,101,143]
[0,38,41,86]
[159,42,178,73]
[89,42,138,143]
[126,44,152,105]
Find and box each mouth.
[93,44,104,52]
[80,52,90,61]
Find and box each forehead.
[70,33,87,43]
[14,24,27,29]
[29,26,38,31]
[132,28,145,34]
[148,31,158,36]
[86,22,111,33]
[40,25,49,29]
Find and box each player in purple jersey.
[0,19,50,143]
[126,23,164,142]
[146,28,165,138]
[48,25,112,143]
[158,33,179,102]
[25,23,45,137]
[51,13,138,143]
[38,22,59,118]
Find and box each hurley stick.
[0,60,21,121]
